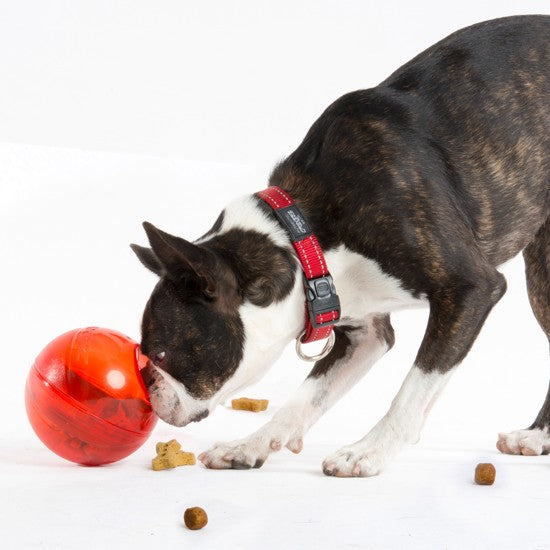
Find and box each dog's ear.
[130,244,164,276]
[228,237,296,307]
[141,221,218,298]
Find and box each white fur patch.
[195,194,290,249]
[323,366,453,477]
[325,244,427,319]
[209,269,305,410]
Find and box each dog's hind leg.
[323,264,507,477]
[198,314,394,470]
[498,217,550,456]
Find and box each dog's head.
[131,215,299,426]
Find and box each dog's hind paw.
[496,428,550,456]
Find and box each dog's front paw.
[496,428,550,456]
[322,444,389,478]
[322,420,408,477]
[198,422,304,470]
[198,438,268,470]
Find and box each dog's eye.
[154,351,166,364]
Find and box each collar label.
[274,205,313,241]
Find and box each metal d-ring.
[295,330,336,362]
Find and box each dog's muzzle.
[140,362,209,427]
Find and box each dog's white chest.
[326,245,427,320]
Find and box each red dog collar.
[257,186,341,359]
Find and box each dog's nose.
[139,362,157,388]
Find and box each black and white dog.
[131,16,550,476]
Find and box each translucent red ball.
[25,327,157,465]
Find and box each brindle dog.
[132,16,549,476]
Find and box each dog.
[131,15,550,476]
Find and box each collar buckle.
[305,275,341,329]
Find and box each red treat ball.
[25,327,157,465]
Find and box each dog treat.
[474,463,496,485]
[231,397,269,412]
[184,507,208,530]
[152,439,196,471]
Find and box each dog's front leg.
[198,314,394,470]
[323,270,507,477]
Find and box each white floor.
[4,430,550,549]
[2,143,550,549]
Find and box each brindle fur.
[372,315,396,352]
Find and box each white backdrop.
[2,0,549,167]
[1,2,549,549]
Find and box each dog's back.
[383,15,550,264]
[272,15,549,277]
